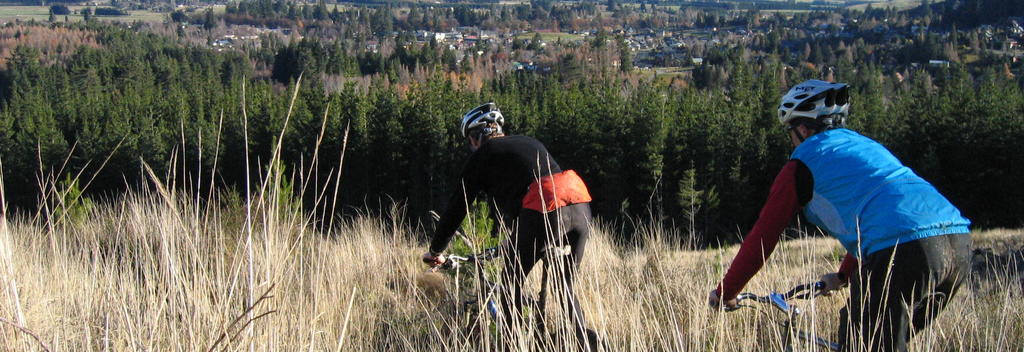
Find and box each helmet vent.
[835,86,849,105]
[796,102,817,111]
[783,103,795,108]
[794,94,808,99]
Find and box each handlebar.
[782,281,827,300]
[728,281,827,314]
[429,248,499,272]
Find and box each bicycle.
[729,281,842,351]
[428,245,572,350]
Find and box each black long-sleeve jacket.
[429,135,561,254]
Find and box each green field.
[636,66,694,86]
[644,0,936,13]
[0,5,167,23]
[846,0,938,11]
[515,31,585,42]
[760,8,814,13]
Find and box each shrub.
[94,7,128,16]
[49,4,71,15]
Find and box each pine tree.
[677,167,704,238]
[203,9,217,30]
[617,35,632,72]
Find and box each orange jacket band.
[521,170,592,213]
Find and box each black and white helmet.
[460,102,504,138]
[778,80,850,128]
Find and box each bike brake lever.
[722,293,757,312]
[769,292,800,315]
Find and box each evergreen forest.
[0,19,1022,245]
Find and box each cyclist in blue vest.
[708,80,972,352]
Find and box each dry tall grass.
[0,181,1021,351]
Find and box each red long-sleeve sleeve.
[716,161,803,301]
[837,253,858,282]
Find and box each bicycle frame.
[431,246,568,347]
[731,282,842,351]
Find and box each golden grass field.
[1,179,1021,351]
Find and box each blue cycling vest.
[790,129,970,258]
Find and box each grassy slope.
[0,186,1020,351]
[845,0,935,11]
[0,5,215,23]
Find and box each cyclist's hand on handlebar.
[422,251,446,267]
[708,289,738,311]
[819,272,847,295]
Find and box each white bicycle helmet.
[460,102,505,137]
[778,80,850,128]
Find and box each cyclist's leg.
[843,234,969,352]
[551,203,600,351]
[840,245,921,352]
[497,211,544,345]
[909,233,972,333]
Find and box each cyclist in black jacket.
[423,103,600,350]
